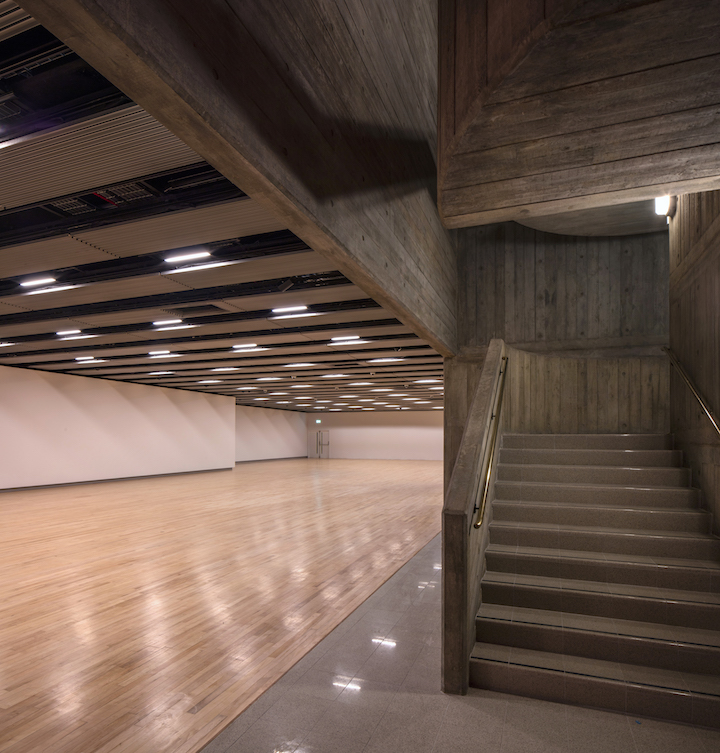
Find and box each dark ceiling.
[0,3,444,412]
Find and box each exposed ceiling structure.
[0,6,443,412]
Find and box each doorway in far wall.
[308,430,330,458]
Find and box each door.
[308,430,330,458]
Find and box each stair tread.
[483,571,720,605]
[496,479,697,492]
[471,642,720,697]
[476,603,720,648]
[493,499,706,514]
[489,520,719,539]
[486,543,720,571]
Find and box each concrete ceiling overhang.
[439,0,720,228]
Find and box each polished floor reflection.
[200,535,720,753]
[0,459,442,753]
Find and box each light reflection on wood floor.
[0,458,442,753]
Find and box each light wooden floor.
[0,459,442,753]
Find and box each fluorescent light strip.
[75,358,106,364]
[284,363,315,368]
[257,377,282,381]
[331,335,359,341]
[415,379,442,384]
[233,343,257,349]
[212,367,240,372]
[27,285,80,295]
[153,319,182,326]
[368,357,404,363]
[20,277,56,287]
[60,334,97,341]
[164,261,235,274]
[0,342,15,347]
[198,380,222,384]
[321,374,349,378]
[328,339,370,345]
[155,324,197,331]
[269,312,320,320]
[149,371,174,375]
[271,305,307,313]
[164,251,211,263]
[56,329,80,335]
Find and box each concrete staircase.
[471,433,720,727]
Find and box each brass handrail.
[473,356,508,529]
[664,347,720,438]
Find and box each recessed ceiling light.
[269,392,289,396]
[276,401,291,404]
[328,339,370,346]
[361,407,375,411]
[254,397,270,401]
[291,384,313,388]
[313,406,324,409]
[415,401,431,404]
[164,261,235,274]
[429,386,444,391]
[389,393,407,397]
[284,363,315,367]
[27,284,80,295]
[432,406,443,410]
[75,359,106,364]
[297,404,311,407]
[212,367,240,372]
[20,277,57,287]
[198,380,222,384]
[371,388,392,392]
[368,357,404,363]
[321,374,349,378]
[403,397,420,401]
[415,379,442,384]
[271,305,307,313]
[331,335,359,341]
[349,382,373,386]
[149,353,180,359]
[358,399,373,402]
[237,386,258,390]
[230,347,269,353]
[257,377,281,381]
[60,334,98,341]
[153,319,182,326]
[373,402,387,405]
[401,407,410,410]
[233,343,257,349]
[149,350,170,355]
[317,400,332,403]
[340,395,358,398]
[75,356,95,361]
[149,371,174,375]
[334,403,348,406]
[155,324,197,331]
[56,329,81,336]
[329,408,341,411]
[164,250,211,263]
[0,342,15,347]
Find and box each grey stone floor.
[200,534,720,753]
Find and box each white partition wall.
[0,365,235,489]
[307,410,443,460]
[235,405,307,461]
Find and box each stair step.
[498,463,690,487]
[485,544,720,592]
[492,500,711,533]
[502,434,673,450]
[481,572,720,631]
[489,521,720,560]
[494,480,700,508]
[475,603,720,675]
[500,448,682,467]
[469,642,720,727]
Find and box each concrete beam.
[22,0,457,355]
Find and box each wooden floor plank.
[0,459,442,753]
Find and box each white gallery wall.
[0,365,235,489]
[307,410,443,460]
[235,404,307,461]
